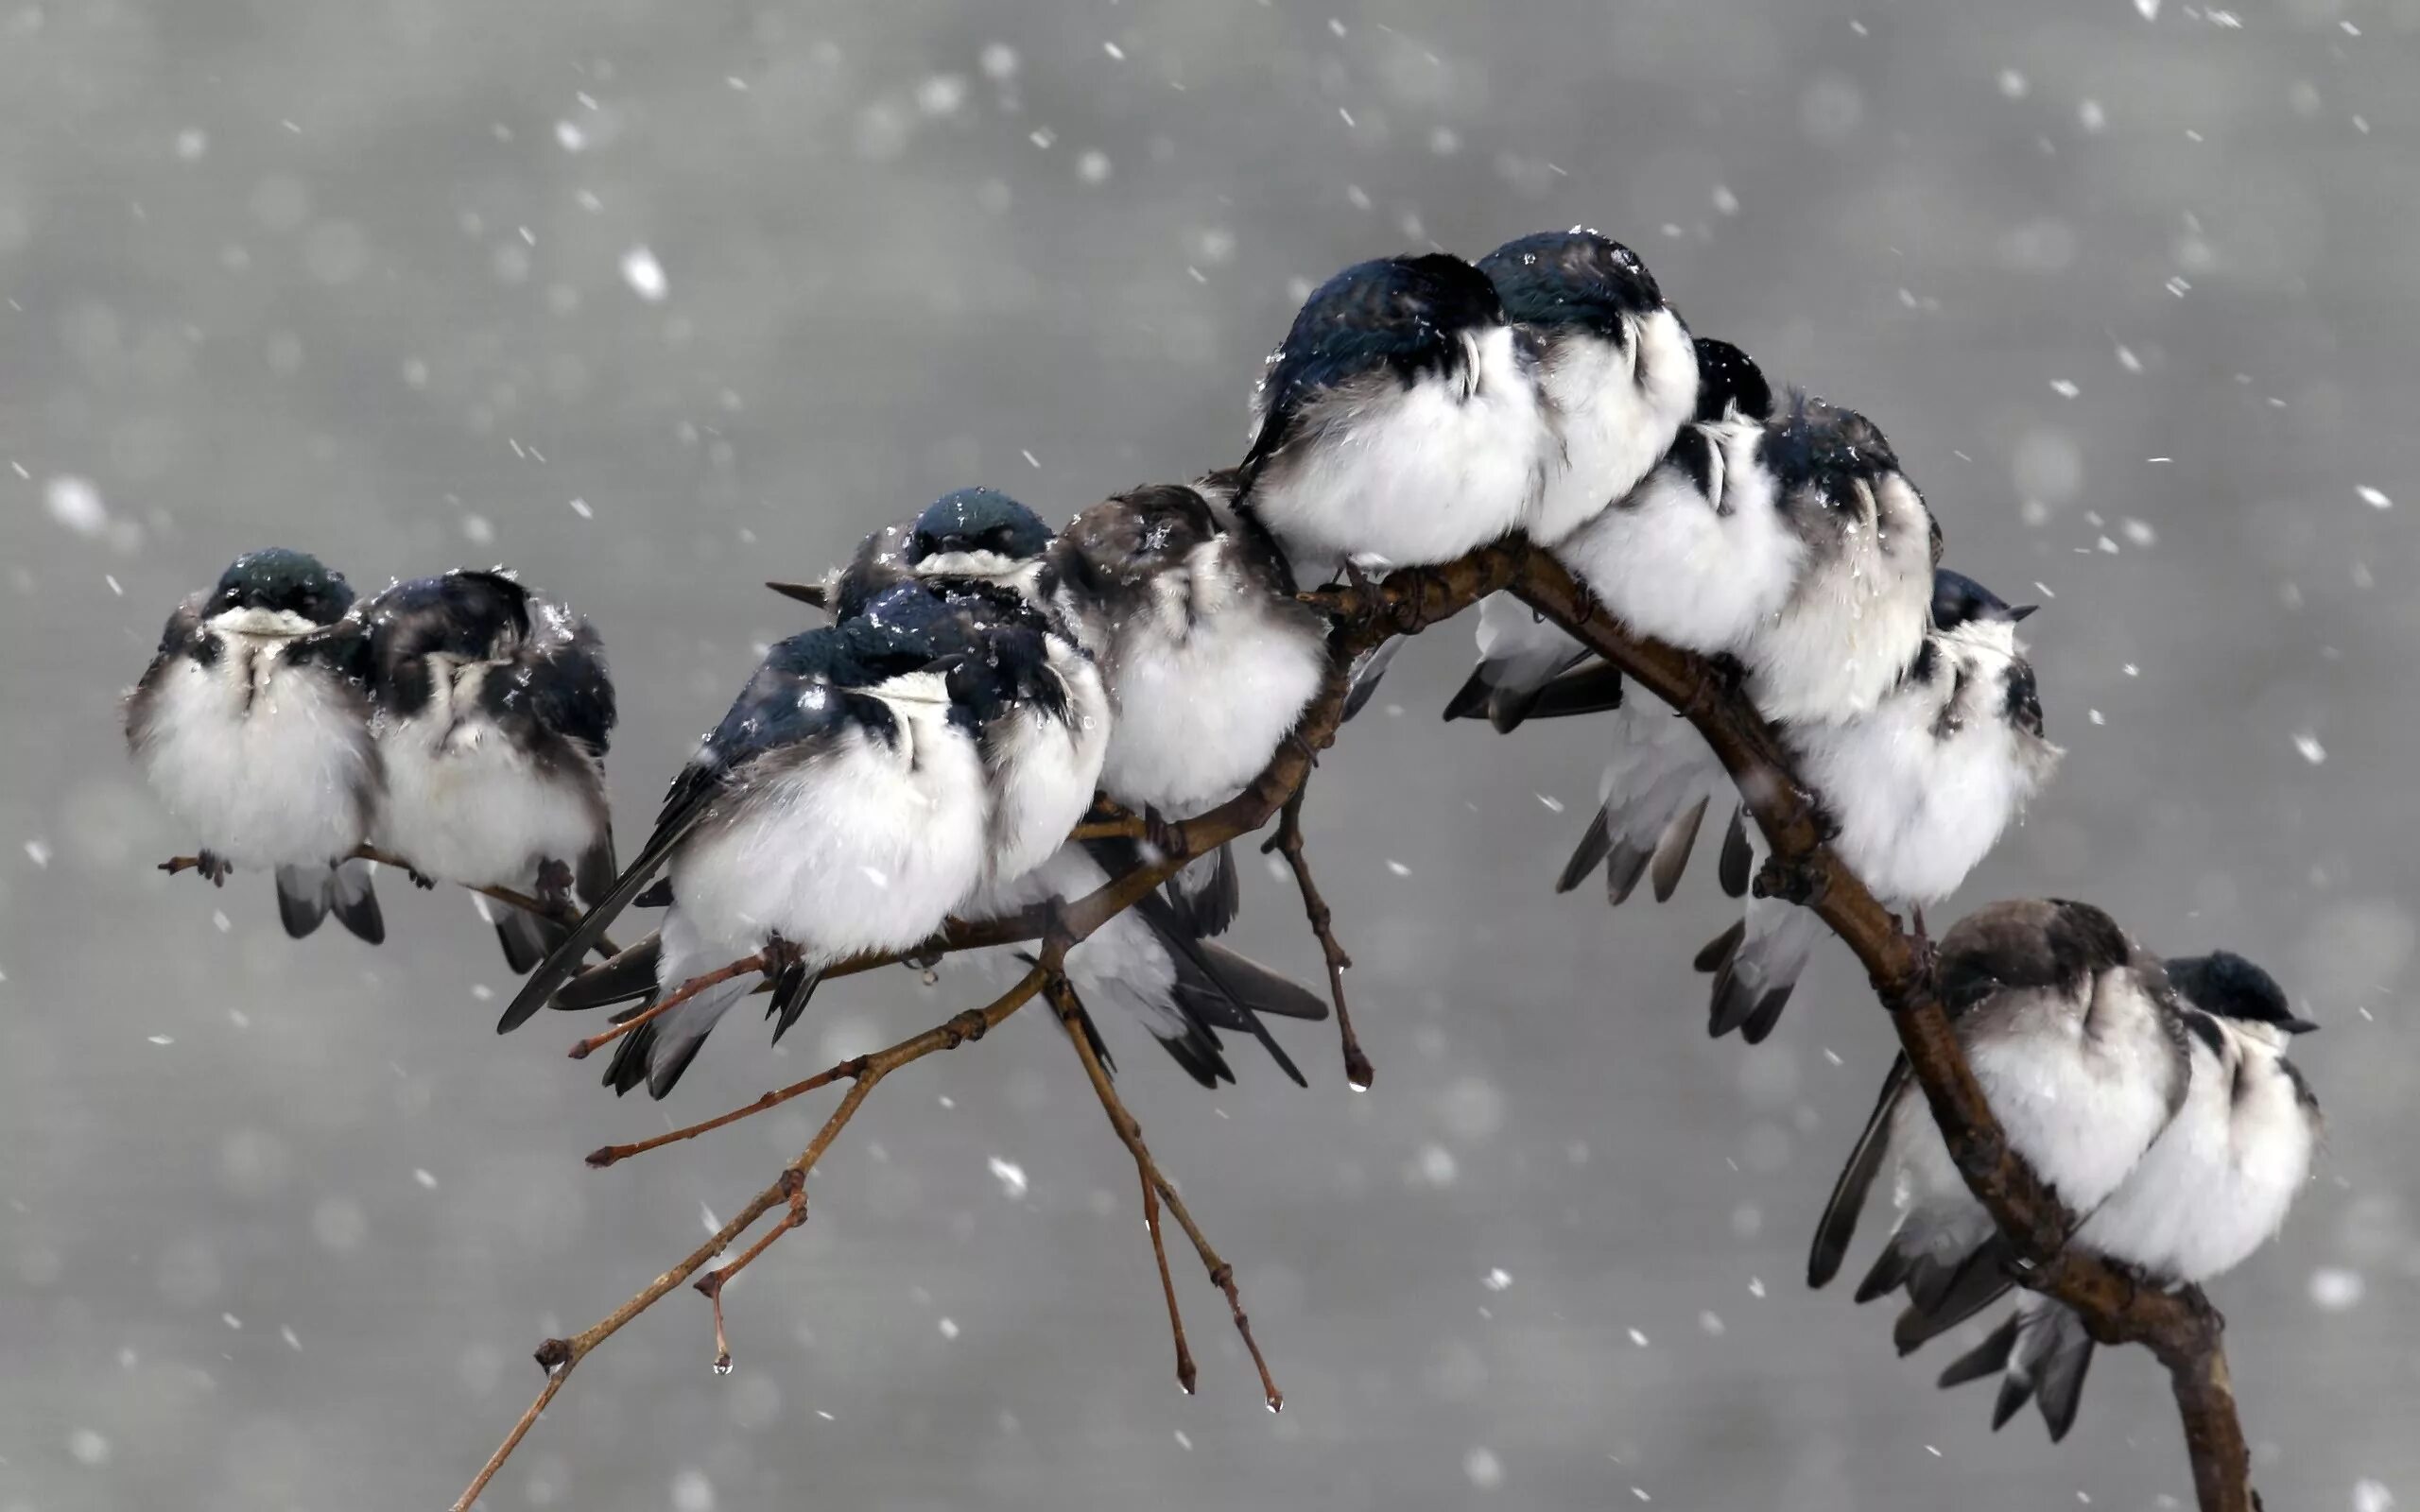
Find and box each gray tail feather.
[495,907,571,976]
[1936,1312,2022,1390]
[1340,638,1405,723]
[1518,661,1626,722]
[1150,1016,1230,1089]
[278,860,385,943]
[274,863,333,940]
[556,936,664,1010]
[606,972,752,1100]
[1165,843,1240,936]
[1717,805,1753,899]
[330,859,384,943]
[1705,905,1821,1042]
[1957,1299,2095,1441]
[1195,943,1329,1020]
[764,963,826,1043]
[1442,662,1499,722]
[1555,808,1615,895]
[1647,794,1711,902]
[1808,1055,1910,1289]
[1484,648,1593,733]
[1893,1236,2018,1354]
[1603,837,1655,906]
[1855,1230,1917,1304]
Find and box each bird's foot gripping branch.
[450,541,2260,1512]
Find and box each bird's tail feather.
[1703,900,1822,1042]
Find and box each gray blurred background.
[3,0,2414,1507]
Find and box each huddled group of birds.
[125,227,2320,1443]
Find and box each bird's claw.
[408,868,438,890]
[1752,854,1828,907]
[198,850,231,887]
[534,858,575,910]
[1140,805,1187,863]
[760,934,807,973]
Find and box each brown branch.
[1260,784,1373,1090]
[1045,971,1280,1407]
[1493,545,2258,1512]
[160,844,625,961]
[450,961,1051,1512]
[566,955,764,1060]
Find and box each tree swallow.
[1235,252,1547,580]
[499,587,1002,1097]
[125,548,386,942]
[1695,570,2062,1042]
[1936,950,2321,1440]
[770,487,1060,622]
[1806,899,2192,1355]
[1445,335,1772,732]
[1049,480,1332,935]
[1553,393,1938,726]
[354,569,617,974]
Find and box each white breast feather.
[1527,311,1700,546]
[132,629,376,868]
[372,662,602,889]
[1253,325,1546,570]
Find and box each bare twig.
[160,844,625,961]
[450,962,1050,1512]
[1260,785,1373,1090]
[566,956,763,1060]
[1046,972,1208,1396]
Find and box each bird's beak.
[2280,1016,2321,1036]
[766,580,830,610]
[2010,604,2039,623]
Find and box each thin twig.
[1045,973,1202,1396]
[1260,785,1373,1090]
[566,955,766,1060]
[450,964,1050,1511]
[160,844,624,961]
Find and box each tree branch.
[1260,785,1373,1089]
[455,534,2255,1512]
[160,844,625,962]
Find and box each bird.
[1552,392,1938,728]
[1935,950,2321,1441]
[767,487,1058,621]
[1695,569,2061,1042]
[1443,334,1773,732]
[125,548,386,943]
[1234,252,1547,582]
[1049,479,1332,936]
[497,585,1006,1097]
[353,569,617,974]
[1806,899,2193,1359]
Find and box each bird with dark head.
[1935,947,2320,1443]
[126,548,386,943]
[1050,479,1330,936]
[499,583,995,1099]
[1806,898,2193,1378]
[1697,568,2062,1044]
[351,568,617,974]
[1235,252,1547,580]
[769,487,1060,622]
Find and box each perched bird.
[498,587,1003,1097]
[1806,900,2192,1356]
[1936,951,2320,1440]
[1050,480,1332,936]
[1480,229,1707,547]
[1695,570,2061,1042]
[1553,393,1938,727]
[354,570,616,973]
[965,840,1329,1088]
[1235,252,1547,581]
[767,487,1059,621]
[1444,335,1772,732]
[125,548,386,942]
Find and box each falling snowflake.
[621,247,668,301]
